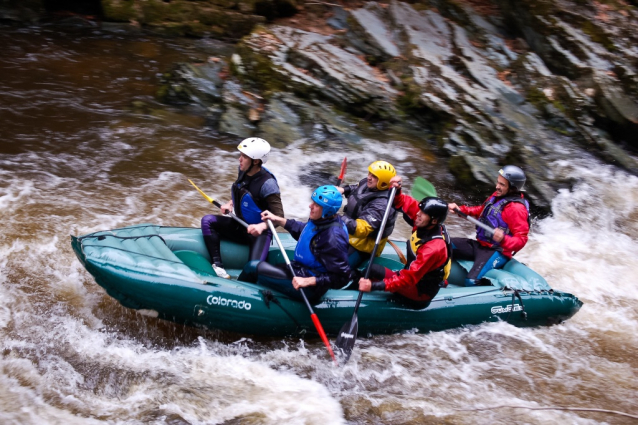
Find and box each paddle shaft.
[453,207,495,235]
[353,186,397,315]
[188,178,250,228]
[266,220,338,365]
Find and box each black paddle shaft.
[353,186,397,315]
[336,187,397,361]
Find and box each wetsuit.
[451,191,529,285]
[201,167,284,267]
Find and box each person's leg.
[464,244,508,285]
[249,231,272,262]
[256,262,297,299]
[201,215,247,277]
[202,214,233,266]
[470,248,508,280]
[450,237,477,261]
[256,262,326,303]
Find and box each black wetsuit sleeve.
[265,193,285,227]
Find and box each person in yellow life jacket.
[337,161,398,268]
[358,177,452,303]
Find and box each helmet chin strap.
[245,158,261,176]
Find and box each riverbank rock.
[154,0,638,207]
[7,0,636,207]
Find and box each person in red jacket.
[358,176,451,303]
[447,165,530,286]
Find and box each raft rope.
[428,288,503,302]
[506,289,528,322]
[455,404,638,420]
[260,290,304,331]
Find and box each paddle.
[188,178,249,228]
[453,207,495,235]
[266,219,338,366]
[409,176,496,235]
[335,186,397,363]
[411,176,437,200]
[337,157,347,186]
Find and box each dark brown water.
[1,25,637,424]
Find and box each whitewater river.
[1,26,637,424]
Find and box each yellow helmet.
[368,161,396,190]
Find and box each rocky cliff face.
[157,0,638,207]
[4,0,637,207]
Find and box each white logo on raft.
[207,295,252,310]
[491,304,522,314]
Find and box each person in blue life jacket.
[447,165,530,286]
[256,185,351,304]
[337,161,399,268]
[201,137,284,279]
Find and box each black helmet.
[418,197,448,224]
[499,165,526,191]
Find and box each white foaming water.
[2,27,637,424]
[3,123,638,423]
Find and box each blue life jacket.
[231,168,277,225]
[476,194,530,248]
[294,219,348,275]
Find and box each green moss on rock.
[449,155,476,186]
[102,0,138,22]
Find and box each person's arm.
[383,239,447,292]
[341,183,358,198]
[260,179,284,225]
[497,203,529,253]
[393,192,420,224]
[449,194,495,218]
[283,218,306,240]
[344,197,390,238]
[312,226,352,291]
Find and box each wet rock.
[148,0,638,207]
[326,6,348,30]
[235,25,399,119]
[347,2,401,61]
[219,105,256,137]
[258,96,304,147]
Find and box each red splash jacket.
[459,191,530,258]
[383,193,448,301]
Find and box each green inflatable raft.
[71,224,582,337]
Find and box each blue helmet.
[311,185,343,218]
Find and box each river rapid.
[1,26,637,425]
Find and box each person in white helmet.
[201,137,284,278]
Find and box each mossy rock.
[449,155,477,186]
[101,0,138,22]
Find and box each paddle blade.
[337,157,347,186]
[335,314,359,363]
[411,176,437,200]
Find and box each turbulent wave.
[0,26,636,424]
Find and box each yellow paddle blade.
[188,179,214,204]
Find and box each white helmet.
[237,137,270,164]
